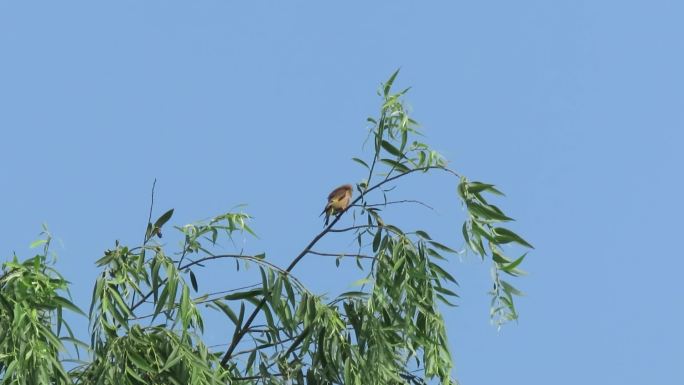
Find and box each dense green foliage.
[0,72,532,385]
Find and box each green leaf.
[492,227,534,248]
[125,366,147,383]
[434,285,458,297]
[381,140,404,158]
[128,350,153,372]
[502,253,527,272]
[224,288,263,301]
[29,239,47,249]
[154,285,169,319]
[380,158,410,173]
[429,262,459,286]
[372,229,382,252]
[428,240,457,254]
[108,286,132,317]
[467,182,505,196]
[54,296,86,316]
[501,280,524,296]
[338,291,369,299]
[161,346,183,372]
[492,249,510,264]
[458,177,468,200]
[154,208,175,229]
[471,220,496,242]
[246,350,257,372]
[384,68,400,96]
[214,300,238,325]
[466,201,514,222]
[189,270,198,292]
[89,275,104,318]
[436,293,458,307]
[233,302,246,338]
[352,157,369,169]
[151,257,162,303]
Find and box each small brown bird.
[321,184,353,226]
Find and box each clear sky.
[1,1,682,384]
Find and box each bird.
[321,184,353,226]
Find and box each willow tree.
[0,71,532,385]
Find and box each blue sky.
[1,1,682,384]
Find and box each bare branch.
[307,250,375,260]
[356,199,435,211]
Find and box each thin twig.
[307,250,375,260]
[132,179,157,308]
[357,199,434,211]
[328,225,378,233]
[143,178,157,245]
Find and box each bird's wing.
[328,186,351,201]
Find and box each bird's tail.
[321,205,331,226]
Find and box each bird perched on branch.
[321,184,353,226]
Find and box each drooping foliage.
[0,72,532,385]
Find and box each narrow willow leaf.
[223,288,263,301]
[161,346,183,372]
[381,140,404,158]
[233,302,246,339]
[352,157,369,169]
[154,285,169,319]
[54,296,86,316]
[471,220,496,243]
[214,300,238,325]
[372,229,382,252]
[108,286,132,317]
[246,350,257,372]
[189,270,198,292]
[467,201,514,222]
[180,285,190,327]
[493,227,534,248]
[458,177,468,200]
[283,277,296,307]
[436,294,458,307]
[428,240,457,254]
[128,350,153,372]
[433,286,458,297]
[380,158,411,173]
[125,366,146,383]
[384,69,400,96]
[89,275,104,318]
[467,182,505,196]
[500,280,524,296]
[502,253,527,272]
[428,262,458,286]
[492,250,510,264]
[154,208,175,230]
[338,291,369,299]
[29,239,47,248]
[151,257,161,303]
[259,266,268,294]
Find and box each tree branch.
[307,250,375,260]
[219,165,459,366]
[356,199,434,211]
